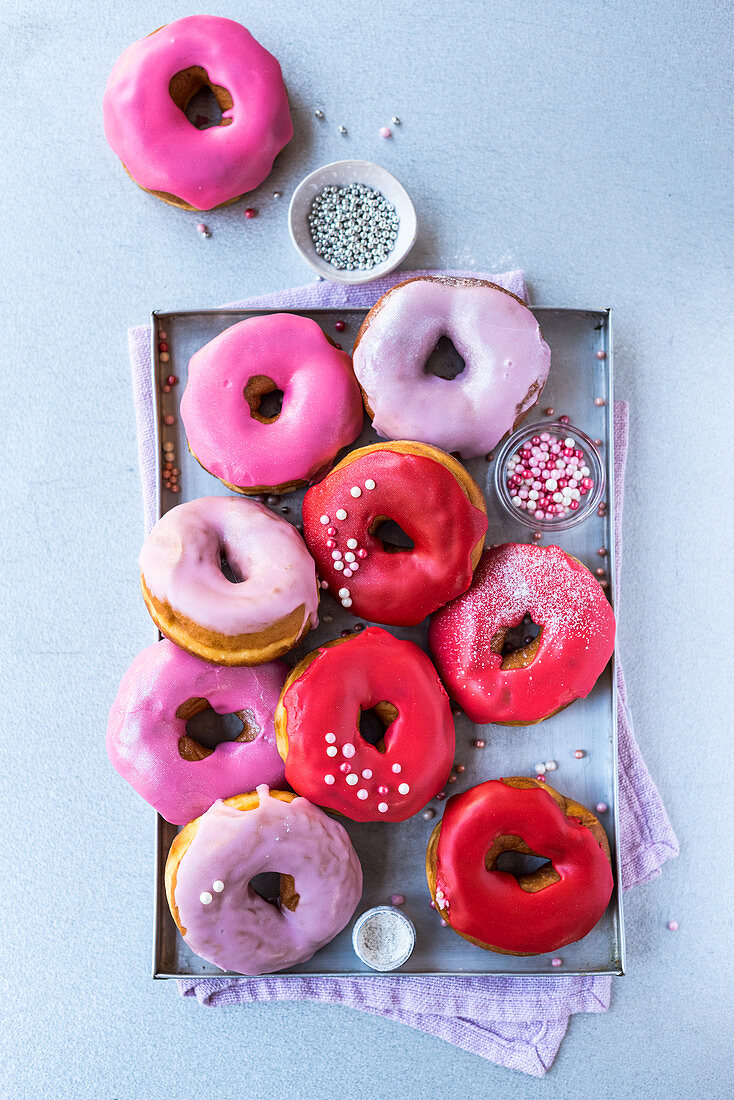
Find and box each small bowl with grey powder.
[288,160,417,284]
[352,905,416,971]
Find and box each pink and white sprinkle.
[505,431,594,521]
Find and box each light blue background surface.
[2,1,732,1096]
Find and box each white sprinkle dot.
[351,561,359,571]
[342,744,355,758]
[336,508,347,520]
[350,486,362,497]
[341,597,352,607]
[535,763,547,775]
[545,760,557,771]
[378,802,388,813]
[212,880,224,893]
[364,479,376,490]
[334,561,344,571]
[392,763,402,774]
[398,782,410,795]
[347,538,358,549]
[357,789,368,800]
[343,568,353,578]
[546,478,558,491]
[332,550,342,560]
[362,769,373,779]
[200,892,213,905]
[346,773,358,785]
[324,774,335,785]
[319,515,330,525]
[327,746,338,757]
[325,732,336,743]
[564,437,576,448]
[338,587,350,598]
[344,552,355,562]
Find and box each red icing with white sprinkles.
[279,627,455,822]
[434,780,614,953]
[302,445,487,626]
[429,543,615,724]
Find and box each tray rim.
[149,303,625,979]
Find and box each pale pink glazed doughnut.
[139,496,319,666]
[180,314,364,495]
[103,16,293,211]
[107,639,287,825]
[165,786,363,975]
[352,277,551,458]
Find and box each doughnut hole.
[169,66,233,129]
[218,545,247,584]
[369,516,415,553]
[357,700,398,754]
[244,375,285,424]
[250,871,300,911]
[485,833,560,893]
[176,696,261,761]
[491,614,543,671]
[423,335,466,380]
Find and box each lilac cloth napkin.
[129,270,678,1077]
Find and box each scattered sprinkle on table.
[308,183,399,271]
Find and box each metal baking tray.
[149,305,624,978]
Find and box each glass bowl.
[493,421,605,532]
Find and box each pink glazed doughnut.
[103,16,293,210]
[353,277,551,458]
[180,314,364,495]
[139,496,319,666]
[107,640,287,825]
[165,786,363,975]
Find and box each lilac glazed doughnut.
[165,786,363,974]
[139,496,319,666]
[352,276,551,458]
[103,16,293,210]
[181,314,364,495]
[107,640,287,825]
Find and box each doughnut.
[429,543,615,724]
[166,786,362,974]
[301,441,488,626]
[275,627,455,822]
[425,777,613,955]
[103,16,293,210]
[352,276,551,458]
[107,639,286,824]
[180,314,364,495]
[139,496,318,666]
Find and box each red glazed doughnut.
[428,543,615,725]
[426,777,614,955]
[302,441,488,626]
[275,627,455,822]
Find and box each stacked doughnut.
[108,273,617,972]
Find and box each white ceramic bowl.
[288,159,417,285]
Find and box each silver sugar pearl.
[391,116,401,125]
[338,125,347,135]
[314,108,324,119]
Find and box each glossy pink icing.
[353,278,551,458]
[173,787,363,974]
[107,640,286,825]
[139,496,318,637]
[103,16,293,210]
[429,543,616,724]
[181,314,364,490]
